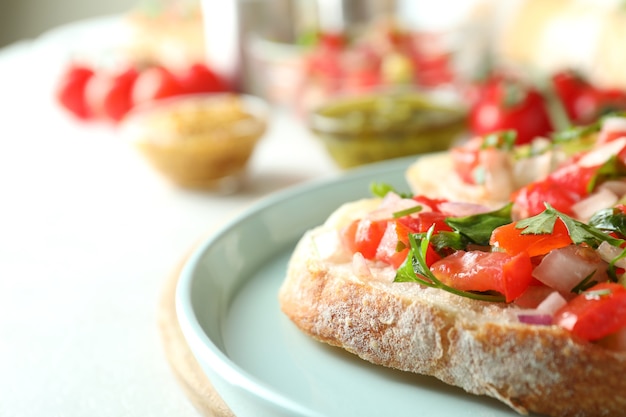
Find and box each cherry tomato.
[344,68,381,93]
[552,69,594,124]
[132,66,184,106]
[490,217,572,258]
[552,69,626,124]
[177,62,228,94]
[306,32,345,92]
[55,63,94,120]
[85,66,139,122]
[553,282,626,341]
[469,77,553,145]
[430,250,533,302]
[317,32,346,50]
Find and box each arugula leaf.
[445,203,513,246]
[589,207,626,235]
[430,231,467,251]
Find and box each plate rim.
[175,156,419,415]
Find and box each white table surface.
[0,16,339,417]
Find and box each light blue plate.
[176,156,524,417]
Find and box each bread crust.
[278,200,626,417]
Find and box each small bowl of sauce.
[122,93,268,192]
[309,88,467,168]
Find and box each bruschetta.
[279,115,626,417]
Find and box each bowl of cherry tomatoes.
[120,93,269,192]
[55,60,230,124]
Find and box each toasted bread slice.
[404,152,515,209]
[278,198,626,417]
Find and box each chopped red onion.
[438,201,492,217]
[352,252,373,279]
[578,137,626,167]
[517,312,553,326]
[572,188,618,221]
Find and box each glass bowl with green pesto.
[309,89,468,168]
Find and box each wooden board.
[157,256,236,417]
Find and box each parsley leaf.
[515,204,624,248]
[370,182,412,199]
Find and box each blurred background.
[0,0,134,47]
[9,0,626,168]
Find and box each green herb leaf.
[445,203,513,246]
[571,272,599,293]
[430,231,467,251]
[394,227,506,302]
[370,182,412,199]
[515,204,624,248]
[481,130,517,151]
[393,205,422,218]
[589,207,626,235]
[515,209,558,235]
[606,246,626,282]
[587,155,626,193]
[551,121,601,143]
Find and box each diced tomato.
[430,250,533,302]
[412,195,449,211]
[490,217,573,257]
[342,210,449,268]
[397,211,452,234]
[512,180,579,217]
[545,163,599,198]
[376,221,411,269]
[450,140,480,184]
[340,218,387,259]
[553,282,626,341]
